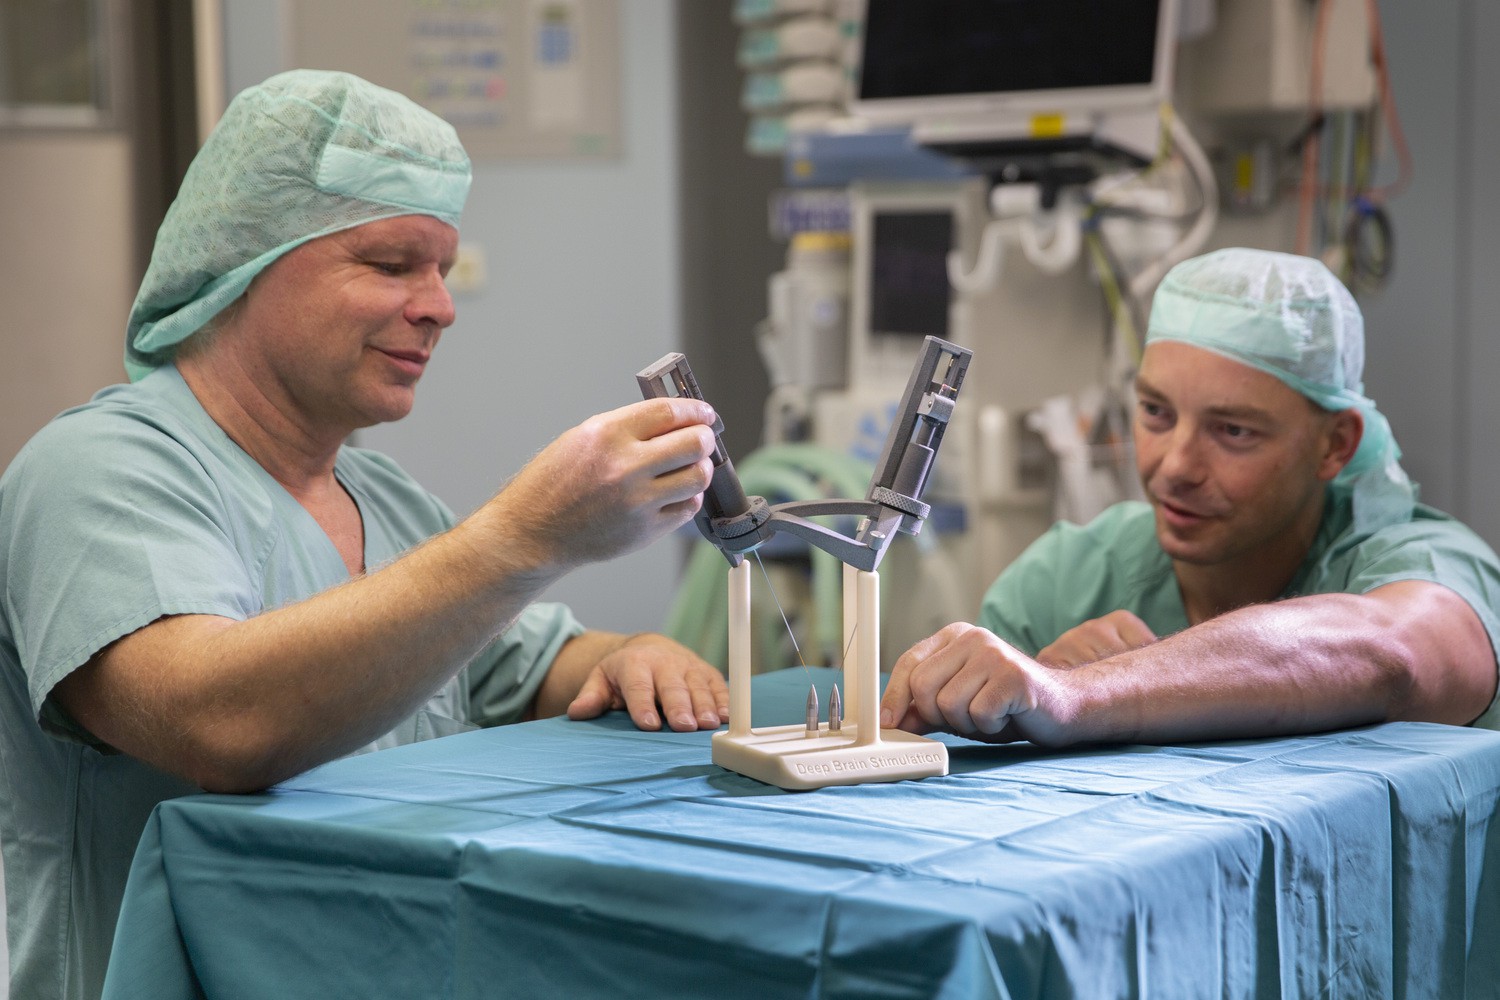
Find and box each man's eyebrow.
[349,238,451,264]
[1134,375,1163,397]
[1202,403,1278,423]
[351,238,409,256]
[1133,376,1277,422]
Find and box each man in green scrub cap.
[882,247,1500,746]
[0,70,725,1000]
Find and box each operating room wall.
[0,135,136,466]
[1361,2,1500,544]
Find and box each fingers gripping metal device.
[636,336,971,573]
[637,336,973,790]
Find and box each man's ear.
[1318,408,1364,481]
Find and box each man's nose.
[409,268,457,329]
[1156,425,1207,485]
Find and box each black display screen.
[858,0,1161,100]
[870,211,953,339]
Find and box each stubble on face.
[1134,343,1336,584]
[213,217,460,440]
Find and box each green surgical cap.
[1146,247,1415,532]
[125,69,472,381]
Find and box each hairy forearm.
[75,502,566,791]
[1059,606,1394,743]
[1054,588,1466,745]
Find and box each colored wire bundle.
[1296,0,1411,293]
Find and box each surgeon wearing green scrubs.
[882,248,1500,746]
[0,70,725,1000]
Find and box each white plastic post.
[842,561,858,713]
[854,568,880,747]
[727,560,752,737]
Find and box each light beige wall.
[0,132,136,468]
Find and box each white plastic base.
[717,561,948,791]
[712,725,948,791]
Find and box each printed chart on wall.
[291,0,621,161]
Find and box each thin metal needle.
[840,616,858,669]
[753,550,809,674]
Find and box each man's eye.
[1219,423,1254,441]
[372,261,406,275]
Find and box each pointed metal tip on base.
[805,683,820,735]
[828,684,843,732]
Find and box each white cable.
[753,318,789,387]
[946,216,1010,295]
[1017,197,1083,275]
[1127,113,1219,302]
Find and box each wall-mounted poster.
[292,0,620,161]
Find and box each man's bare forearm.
[64,502,564,791]
[1056,582,1495,745]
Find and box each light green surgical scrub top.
[0,366,584,1000]
[980,494,1500,731]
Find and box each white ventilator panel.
[814,180,1128,639]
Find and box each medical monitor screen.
[858,0,1163,107]
[870,211,952,339]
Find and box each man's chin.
[1153,521,1220,566]
[359,386,419,425]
